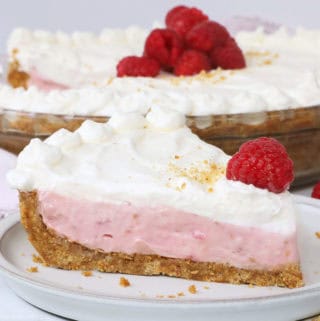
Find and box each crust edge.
[7,59,30,89]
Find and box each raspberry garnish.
[185,21,230,52]
[226,137,294,193]
[312,182,320,199]
[166,6,208,37]
[117,56,160,77]
[165,5,187,27]
[174,50,211,76]
[210,37,246,69]
[144,28,184,70]
[116,5,246,77]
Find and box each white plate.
[0,195,320,321]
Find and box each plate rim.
[1,195,320,308]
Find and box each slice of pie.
[7,108,303,288]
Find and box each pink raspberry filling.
[38,191,299,270]
[29,69,69,91]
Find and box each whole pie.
[2,6,320,185]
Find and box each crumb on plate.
[188,284,197,294]
[119,276,130,287]
[27,266,38,273]
[81,271,93,277]
[315,232,320,239]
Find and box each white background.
[1,0,320,49]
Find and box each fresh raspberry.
[174,50,211,76]
[166,6,208,37]
[226,137,294,193]
[144,29,184,70]
[165,5,187,27]
[239,137,288,155]
[210,38,246,69]
[117,56,160,77]
[312,182,320,199]
[185,21,230,52]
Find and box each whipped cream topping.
[5,26,320,116]
[7,109,296,233]
[8,27,148,87]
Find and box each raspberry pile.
[117,5,246,77]
[226,137,294,193]
[312,182,320,199]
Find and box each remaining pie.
[2,7,320,186]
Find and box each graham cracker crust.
[19,191,303,288]
[7,60,29,89]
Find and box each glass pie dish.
[0,105,319,188]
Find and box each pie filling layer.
[29,70,69,91]
[39,191,298,271]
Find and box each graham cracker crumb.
[203,286,210,290]
[315,232,320,239]
[169,161,225,185]
[167,295,176,298]
[188,284,197,294]
[174,155,180,159]
[32,254,45,264]
[177,292,185,297]
[27,266,38,273]
[119,276,130,287]
[156,295,164,298]
[81,271,93,277]
[12,48,19,56]
[106,77,114,85]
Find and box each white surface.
[0,149,17,216]
[0,196,320,321]
[0,278,65,321]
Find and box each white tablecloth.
[0,149,315,321]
